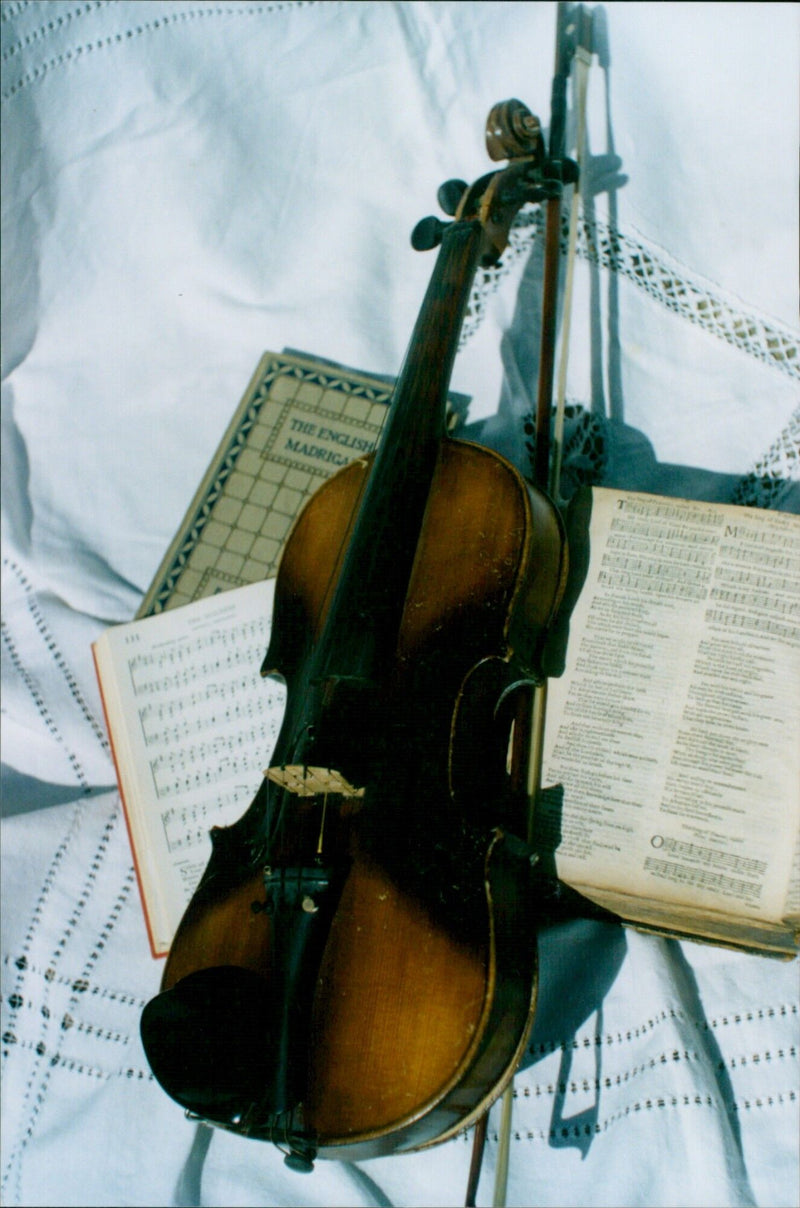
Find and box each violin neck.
[315,220,484,686]
[387,219,483,455]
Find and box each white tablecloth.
[2,3,798,1205]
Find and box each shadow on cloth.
[519,917,627,1159]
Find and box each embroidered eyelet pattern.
[523,401,609,497]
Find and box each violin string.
[263,418,390,872]
[316,793,329,857]
[256,113,554,1160]
[305,392,392,648]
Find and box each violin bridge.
[265,764,365,799]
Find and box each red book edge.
[91,640,167,961]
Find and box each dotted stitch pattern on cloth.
[0,0,321,100]
[1,7,798,1199]
[1,620,93,792]
[3,2,797,508]
[7,3,794,385]
[2,559,110,761]
[503,998,799,1149]
[1,805,140,1206]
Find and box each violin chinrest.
[141,966,276,1125]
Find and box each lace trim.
[523,401,608,501]
[732,406,800,509]
[461,208,799,382]
[579,215,798,379]
[460,216,541,349]
[523,400,799,510]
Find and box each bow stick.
[485,7,597,1208]
[550,4,594,505]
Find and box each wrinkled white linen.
[2,2,798,1206]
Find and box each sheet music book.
[94,580,280,956]
[539,489,799,955]
[94,488,799,959]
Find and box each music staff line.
[151,751,264,802]
[130,642,267,696]
[138,690,283,747]
[127,620,266,672]
[160,788,248,855]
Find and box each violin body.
[141,99,569,1166]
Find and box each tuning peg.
[410,215,448,251]
[437,178,468,216]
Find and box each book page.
[783,826,800,923]
[94,579,283,955]
[541,489,800,924]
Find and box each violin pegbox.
[411,99,545,263]
[456,99,548,264]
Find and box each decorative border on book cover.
[137,350,469,617]
[137,352,398,616]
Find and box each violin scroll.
[411,100,548,266]
[485,98,542,162]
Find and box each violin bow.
[469,7,597,1207]
[521,1,594,848]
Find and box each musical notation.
[138,691,274,746]
[643,856,763,905]
[94,576,282,950]
[160,789,248,855]
[129,634,265,696]
[541,490,799,927]
[122,613,286,821]
[151,748,267,801]
[704,608,798,644]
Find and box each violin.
[141,97,569,1171]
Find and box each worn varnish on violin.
[141,99,569,1168]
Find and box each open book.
[93,488,799,958]
[538,489,799,955]
[94,581,282,956]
